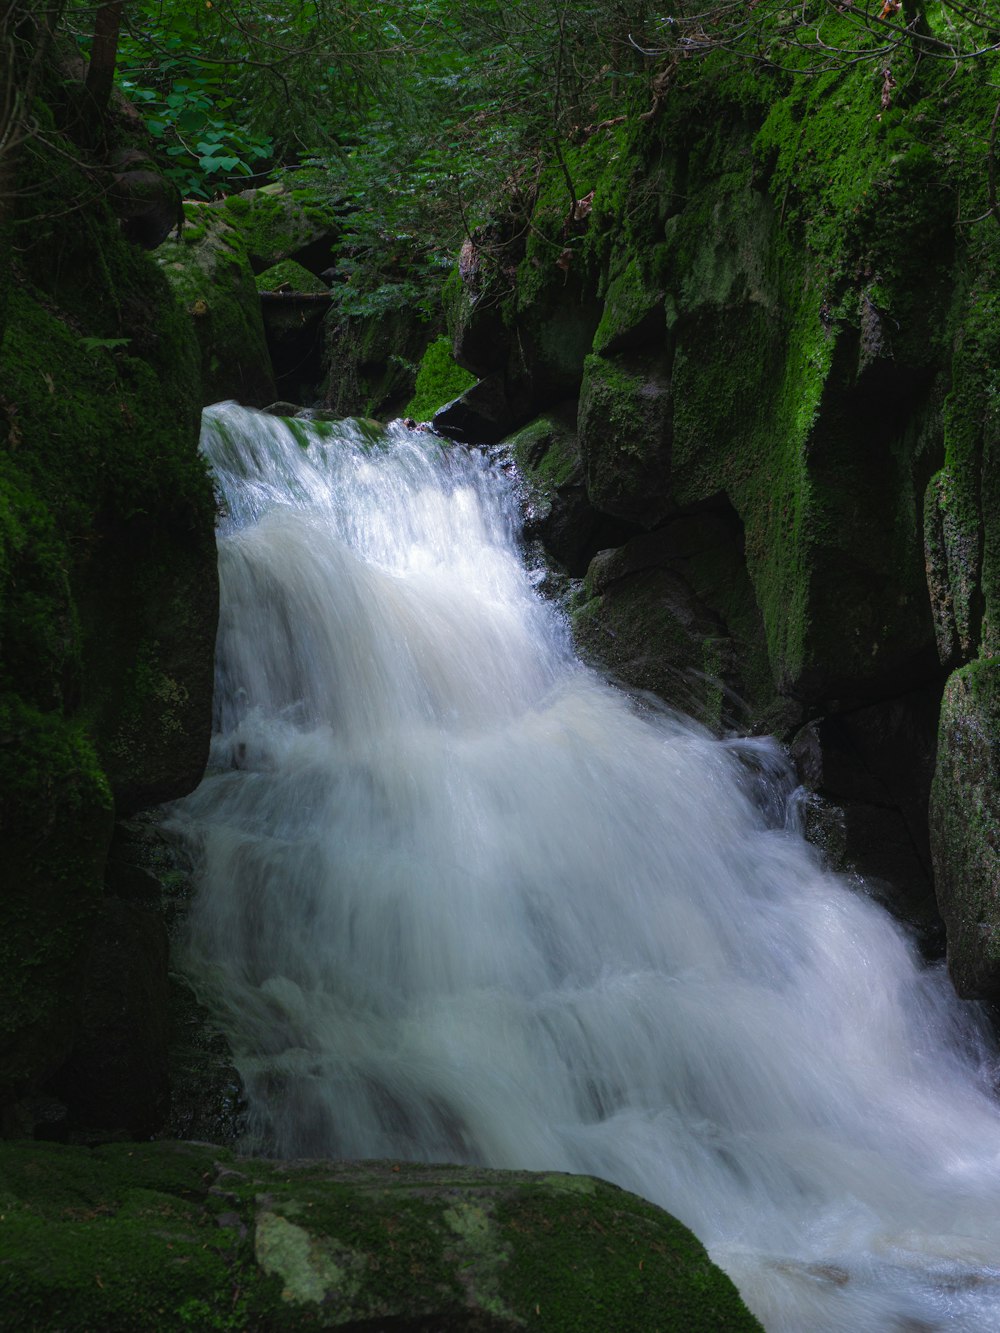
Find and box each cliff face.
[443,46,1000,994]
[0,74,218,1126]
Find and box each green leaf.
[199,155,241,172]
[79,337,131,354]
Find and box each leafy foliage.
[35,1,1000,345]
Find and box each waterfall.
[169,402,1000,1331]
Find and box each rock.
[0,1141,762,1331]
[591,249,668,357]
[789,691,942,938]
[263,400,305,417]
[571,507,775,732]
[445,229,516,379]
[107,149,181,251]
[578,351,673,527]
[504,405,630,575]
[256,262,332,403]
[219,182,340,273]
[255,259,330,295]
[155,202,276,406]
[433,374,514,445]
[45,899,170,1140]
[322,307,435,420]
[0,79,216,1109]
[924,468,978,668]
[929,659,1000,1000]
[403,333,477,423]
[0,703,114,1104]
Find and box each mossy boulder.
[433,374,513,445]
[221,180,340,273]
[578,351,673,528]
[446,234,516,379]
[592,249,668,357]
[457,62,960,715]
[0,88,217,1111]
[254,263,334,405]
[791,689,941,937]
[404,333,477,422]
[504,406,618,575]
[256,260,329,295]
[155,202,276,406]
[571,510,774,732]
[0,1141,761,1331]
[437,49,1000,965]
[0,701,114,1103]
[929,659,1000,999]
[322,307,434,420]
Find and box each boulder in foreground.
[0,1141,761,1330]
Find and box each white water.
[170,402,1000,1331]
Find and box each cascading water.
[169,401,1000,1331]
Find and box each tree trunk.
[85,0,125,116]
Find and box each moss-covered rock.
[0,83,217,1112]
[404,333,477,422]
[433,374,513,444]
[438,36,1000,969]
[591,249,668,357]
[222,179,340,273]
[571,509,775,732]
[504,406,619,575]
[929,659,1000,999]
[451,54,964,715]
[155,202,276,407]
[322,307,435,420]
[578,351,673,528]
[255,260,329,295]
[0,699,114,1100]
[0,1141,761,1331]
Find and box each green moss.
[506,412,580,494]
[578,351,672,525]
[592,249,668,356]
[223,180,339,269]
[324,309,436,420]
[156,205,276,406]
[402,334,477,420]
[0,696,113,1091]
[0,1143,761,1330]
[494,1175,760,1331]
[0,106,216,1100]
[255,259,328,294]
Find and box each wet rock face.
[571,510,769,734]
[577,350,674,528]
[449,59,1000,980]
[790,689,943,943]
[0,1141,762,1331]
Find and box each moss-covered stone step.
[0,1141,761,1330]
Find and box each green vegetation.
[0,37,218,1101]
[0,1141,762,1330]
[403,333,476,420]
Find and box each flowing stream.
[169,402,1000,1331]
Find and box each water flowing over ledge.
[168,402,1000,1332]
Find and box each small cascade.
[168,403,1000,1331]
